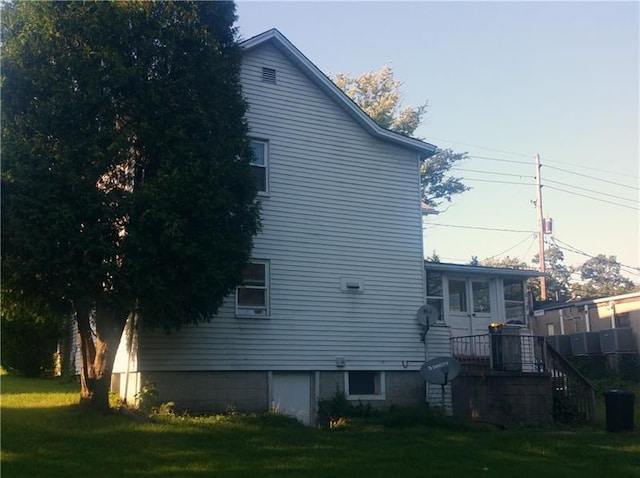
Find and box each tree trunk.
[76,304,128,413]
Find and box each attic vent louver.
[262,67,277,84]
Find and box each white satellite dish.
[416,304,439,327]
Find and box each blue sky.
[235,1,639,281]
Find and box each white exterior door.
[446,278,495,337]
[271,373,311,425]
[469,279,494,335]
[447,278,472,337]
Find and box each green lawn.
[2,375,639,477]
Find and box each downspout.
[609,302,616,329]
[584,305,591,332]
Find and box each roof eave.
[425,261,543,278]
[241,29,437,160]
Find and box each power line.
[428,136,639,182]
[544,185,640,210]
[467,155,638,190]
[550,237,640,277]
[427,222,536,234]
[426,137,532,158]
[456,167,637,203]
[461,177,534,187]
[544,164,640,191]
[543,178,638,203]
[452,167,535,180]
[543,157,639,180]
[484,233,538,260]
[468,155,531,165]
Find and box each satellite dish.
[420,356,461,385]
[416,304,439,327]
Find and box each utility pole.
[535,153,547,301]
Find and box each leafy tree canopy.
[1,0,260,411]
[480,256,531,269]
[571,254,637,298]
[332,65,470,207]
[333,65,427,136]
[470,248,638,301]
[531,246,573,300]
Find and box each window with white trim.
[249,139,268,193]
[236,260,269,317]
[504,279,525,323]
[426,271,444,322]
[345,371,385,400]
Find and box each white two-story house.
[111,29,438,425]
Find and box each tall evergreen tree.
[1,1,260,412]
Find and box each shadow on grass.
[3,376,639,478]
[3,403,640,478]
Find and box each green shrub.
[317,388,376,427]
[0,311,61,377]
[134,380,175,416]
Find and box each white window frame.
[426,271,444,322]
[249,138,269,195]
[503,278,526,324]
[235,259,270,318]
[344,371,386,400]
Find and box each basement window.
[345,371,385,400]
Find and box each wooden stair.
[545,342,596,424]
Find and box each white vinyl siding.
[137,42,426,372]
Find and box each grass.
[2,375,640,478]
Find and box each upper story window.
[249,139,268,194]
[236,260,269,318]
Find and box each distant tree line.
[475,247,638,301]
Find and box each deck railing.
[545,342,596,423]
[450,334,490,364]
[450,333,546,371]
[450,333,596,423]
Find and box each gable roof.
[241,29,438,160]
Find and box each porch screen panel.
[426,271,444,321]
[472,281,491,313]
[448,280,467,312]
[504,279,525,322]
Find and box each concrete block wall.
[317,370,425,409]
[452,371,553,426]
[137,371,269,414]
[114,369,427,417]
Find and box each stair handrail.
[545,341,596,423]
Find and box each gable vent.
[261,67,277,84]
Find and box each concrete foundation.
[451,367,553,426]
[113,370,426,417]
